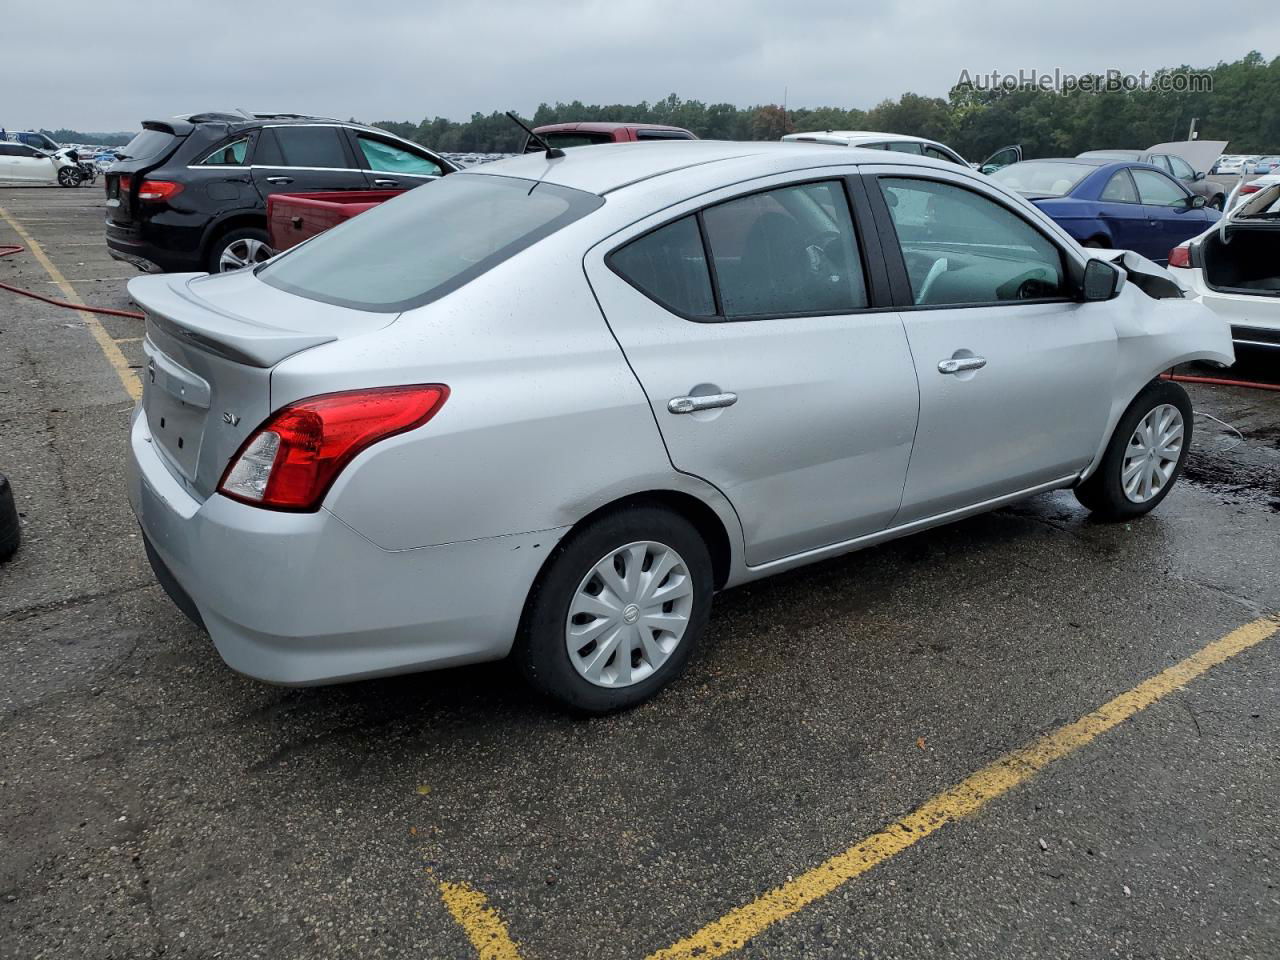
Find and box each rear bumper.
[106,218,205,273]
[126,407,566,685]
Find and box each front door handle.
[266,176,294,185]
[372,178,399,187]
[937,356,987,375]
[668,392,738,414]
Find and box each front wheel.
[1208,194,1225,211]
[515,506,714,713]
[57,166,82,187]
[1075,380,1193,520]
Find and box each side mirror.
[1194,171,1206,181]
[1189,195,1206,209]
[1081,257,1121,301]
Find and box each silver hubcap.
[566,541,694,689]
[218,237,273,272]
[1122,403,1184,503]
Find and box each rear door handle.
[668,393,738,414]
[372,178,399,187]
[266,176,294,185]
[937,357,987,375]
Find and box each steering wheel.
[802,229,844,278]
[916,257,949,305]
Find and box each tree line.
[41,52,1277,158]
[371,52,1278,158]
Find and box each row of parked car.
[97,111,1275,356]
[1212,154,1279,176]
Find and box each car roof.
[1021,157,1112,167]
[533,121,693,134]
[1078,149,1143,159]
[782,130,940,146]
[463,138,956,197]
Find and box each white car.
[1170,177,1280,350]
[0,140,82,185]
[782,130,1022,174]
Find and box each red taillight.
[1239,183,1261,195]
[1167,246,1191,269]
[118,175,132,192]
[218,385,449,511]
[136,179,183,201]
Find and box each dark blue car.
[990,158,1219,264]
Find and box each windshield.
[525,131,614,152]
[991,161,1095,197]
[258,174,603,312]
[119,128,178,162]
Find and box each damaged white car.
[1170,178,1280,351]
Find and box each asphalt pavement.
[1,184,1277,960]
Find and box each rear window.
[257,174,603,312]
[120,129,177,162]
[527,132,615,151]
[990,161,1095,197]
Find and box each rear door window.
[610,217,715,317]
[702,181,867,317]
[887,141,924,156]
[258,127,349,168]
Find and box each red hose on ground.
[1161,372,1280,393]
[0,244,145,319]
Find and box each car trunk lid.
[129,269,394,499]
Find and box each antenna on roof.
[506,112,564,159]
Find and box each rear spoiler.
[141,118,195,137]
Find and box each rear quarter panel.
[268,221,744,558]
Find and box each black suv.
[105,112,454,273]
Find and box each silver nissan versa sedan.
[126,141,1233,712]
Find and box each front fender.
[1079,285,1234,480]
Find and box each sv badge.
[222,412,241,426]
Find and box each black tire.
[515,505,714,714]
[207,227,273,274]
[1082,239,1108,249]
[1075,380,1193,520]
[0,473,20,563]
[57,166,82,187]
[1209,194,1225,211]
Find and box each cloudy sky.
[9,0,1277,132]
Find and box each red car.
[522,121,696,152]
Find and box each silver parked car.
[126,141,1233,712]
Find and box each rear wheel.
[515,506,713,713]
[209,227,273,273]
[1075,381,1192,520]
[1209,194,1225,211]
[1082,238,1108,249]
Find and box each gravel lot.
[1,183,1278,960]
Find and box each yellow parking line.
[0,205,141,401]
[438,880,526,960]
[647,616,1278,960]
